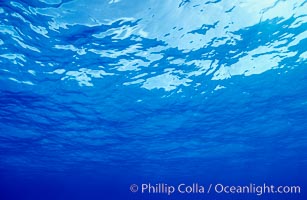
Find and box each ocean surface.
[0,0,306,199]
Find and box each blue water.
[0,0,307,199]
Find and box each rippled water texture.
[0,0,307,199]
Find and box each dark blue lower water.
[0,0,306,199]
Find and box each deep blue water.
[0,0,307,199]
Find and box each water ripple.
[0,0,306,179]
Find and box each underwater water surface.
[0,0,307,199]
